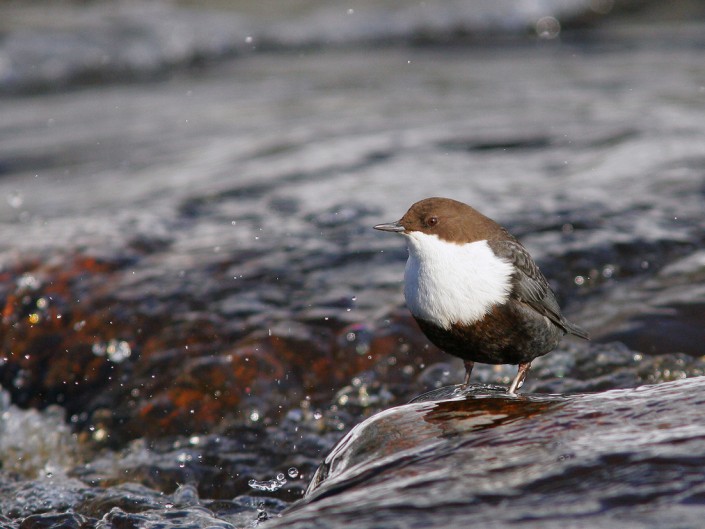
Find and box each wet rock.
[305,387,563,498]
[0,255,355,441]
[0,246,450,445]
[277,377,705,529]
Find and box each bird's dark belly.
[414,301,563,365]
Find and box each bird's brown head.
[374,197,506,244]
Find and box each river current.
[1,1,705,528]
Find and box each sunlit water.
[1,1,705,528]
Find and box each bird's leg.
[508,362,531,395]
[462,361,475,387]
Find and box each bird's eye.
[426,216,438,227]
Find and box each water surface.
[1,2,705,528]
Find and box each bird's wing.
[488,239,588,339]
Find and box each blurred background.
[1,0,705,527]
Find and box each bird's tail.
[564,320,590,340]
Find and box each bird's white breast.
[403,232,514,329]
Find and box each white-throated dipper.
[374,197,589,394]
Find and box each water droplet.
[248,476,286,492]
[7,191,23,208]
[536,16,561,39]
[288,467,299,478]
[17,274,40,290]
[176,452,192,464]
[92,428,108,442]
[107,340,131,363]
[92,339,132,363]
[602,265,615,278]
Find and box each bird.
[374,197,589,395]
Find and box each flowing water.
[1,1,705,528]
[287,378,705,529]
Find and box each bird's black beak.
[374,221,405,233]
